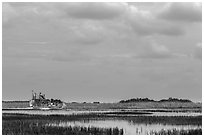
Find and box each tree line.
[119,97,192,103]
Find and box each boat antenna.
[32,90,34,99]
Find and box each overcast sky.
[2,2,202,102]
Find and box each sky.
[2,2,202,102]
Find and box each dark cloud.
[158,3,202,22]
[62,3,127,20]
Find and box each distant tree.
[119,98,156,103]
[93,102,100,104]
[159,97,192,102]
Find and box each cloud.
[2,3,202,103]
[193,43,202,60]
[136,40,174,59]
[158,3,202,22]
[126,4,185,36]
[61,3,127,20]
[3,2,189,41]
[2,3,21,27]
[129,17,185,36]
[68,22,106,45]
[2,3,107,46]
[2,2,202,62]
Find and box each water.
[47,119,201,135]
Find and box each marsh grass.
[149,128,202,135]
[3,113,202,125]
[2,113,202,135]
[2,120,123,135]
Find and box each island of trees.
[119,97,192,103]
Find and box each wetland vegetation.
[2,112,202,135]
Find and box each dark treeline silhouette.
[159,97,192,103]
[119,98,155,103]
[119,97,192,103]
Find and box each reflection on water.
[47,119,201,135]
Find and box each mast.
[32,90,34,100]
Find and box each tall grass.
[149,128,202,135]
[3,113,202,125]
[2,120,123,135]
[2,113,201,135]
